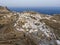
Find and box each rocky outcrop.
[0,6,10,14]
[0,6,60,45]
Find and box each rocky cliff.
[0,6,60,45]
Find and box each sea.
[8,7,60,15]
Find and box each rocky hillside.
[0,6,60,45]
[0,6,10,14]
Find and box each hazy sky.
[0,0,60,7]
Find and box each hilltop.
[0,6,60,45]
